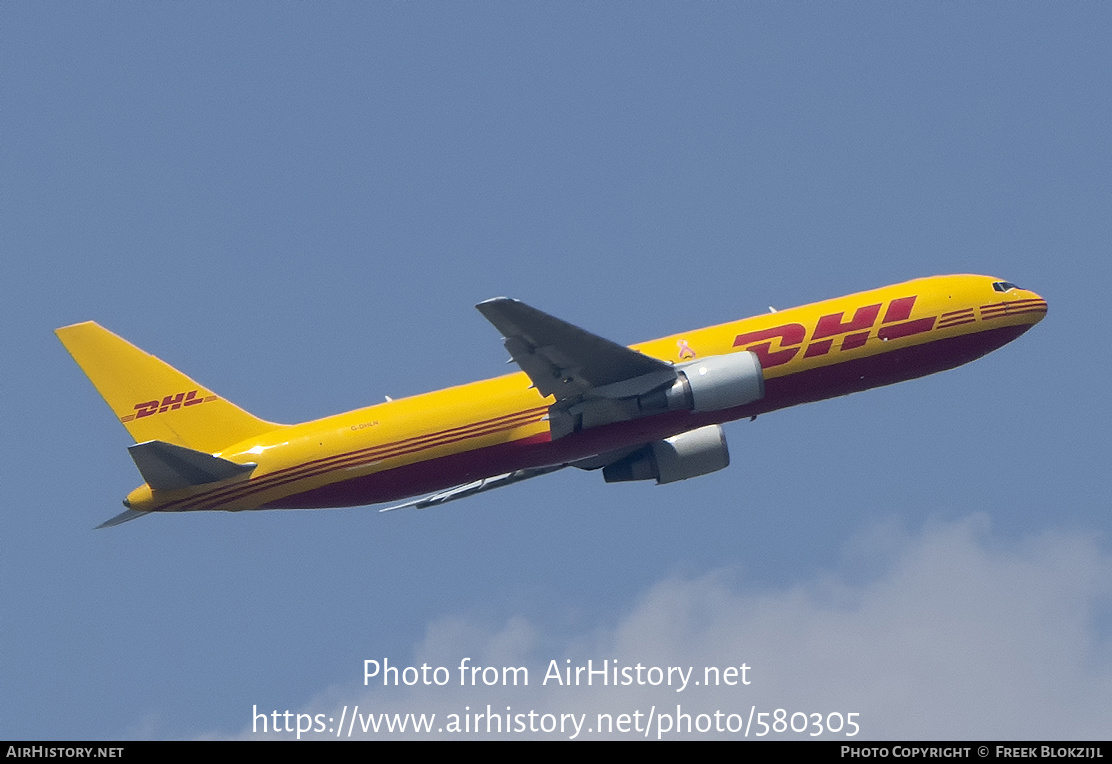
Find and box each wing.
[476,298,679,437]
[475,298,676,399]
[386,300,747,512]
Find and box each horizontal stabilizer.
[128,440,256,491]
[95,509,151,529]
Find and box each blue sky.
[2,3,1109,739]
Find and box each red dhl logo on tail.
[733,295,936,368]
[120,390,216,423]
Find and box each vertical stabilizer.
[56,322,285,452]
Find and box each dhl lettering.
[133,400,160,419]
[733,294,938,365]
[883,296,917,323]
[124,390,209,422]
[878,295,934,339]
[804,338,833,358]
[159,392,186,412]
[878,316,935,340]
[813,303,881,339]
[802,303,882,358]
[732,324,806,368]
[841,331,869,350]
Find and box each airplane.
[56,274,1046,528]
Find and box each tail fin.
[55,321,285,453]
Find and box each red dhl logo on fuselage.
[733,295,936,369]
[120,390,216,423]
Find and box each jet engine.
[638,350,765,414]
[602,424,730,484]
[549,350,765,439]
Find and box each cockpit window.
[992,281,1021,292]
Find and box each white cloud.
[244,514,1112,740]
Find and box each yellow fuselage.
[124,274,1045,513]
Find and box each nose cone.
[1015,288,1048,325]
[985,279,1047,327]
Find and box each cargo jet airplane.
[56,274,1046,528]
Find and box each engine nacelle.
[603,424,730,484]
[638,351,765,414]
[674,351,765,412]
[549,351,765,440]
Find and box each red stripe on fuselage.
[167,405,548,510]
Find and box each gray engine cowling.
[603,424,730,484]
[550,350,765,439]
[638,350,765,414]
